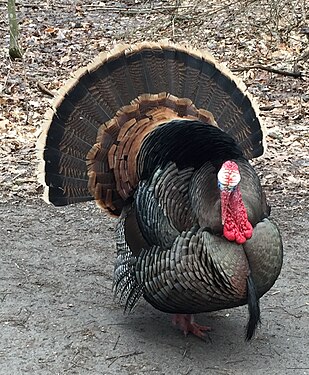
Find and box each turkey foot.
[172,314,211,339]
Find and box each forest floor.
[0,0,308,374]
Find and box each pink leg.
[172,314,211,339]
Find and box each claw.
[172,314,211,339]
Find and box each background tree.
[8,0,22,59]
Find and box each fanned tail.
[38,41,265,210]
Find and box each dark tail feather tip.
[246,274,261,341]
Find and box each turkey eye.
[218,181,226,190]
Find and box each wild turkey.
[38,41,283,340]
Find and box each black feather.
[246,274,261,340]
[138,120,244,180]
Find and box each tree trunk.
[8,0,22,59]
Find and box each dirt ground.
[0,0,308,374]
[0,201,308,375]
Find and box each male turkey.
[38,41,283,340]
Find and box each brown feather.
[86,92,217,214]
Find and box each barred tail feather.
[38,41,265,208]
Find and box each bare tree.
[8,0,22,59]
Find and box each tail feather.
[246,274,261,340]
[38,41,265,208]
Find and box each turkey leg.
[172,314,211,339]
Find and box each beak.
[220,190,231,225]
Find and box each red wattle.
[221,187,253,244]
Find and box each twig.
[10,2,193,13]
[0,308,31,327]
[107,358,118,368]
[113,335,120,350]
[259,104,276,111]
[265,306,302,319]
[199,0,259,19]
[106,350,144,361]
[286,368,309,370]
[1,56,12,94]
[232,64,302,78]
[7,53,31,124]
[63,348,93,372]
[171,15,176,37]
[280,306,302,319]
[106,350,144,368]
[85,4,193,10]
[37,82,55,97]
[0,292,9,302]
